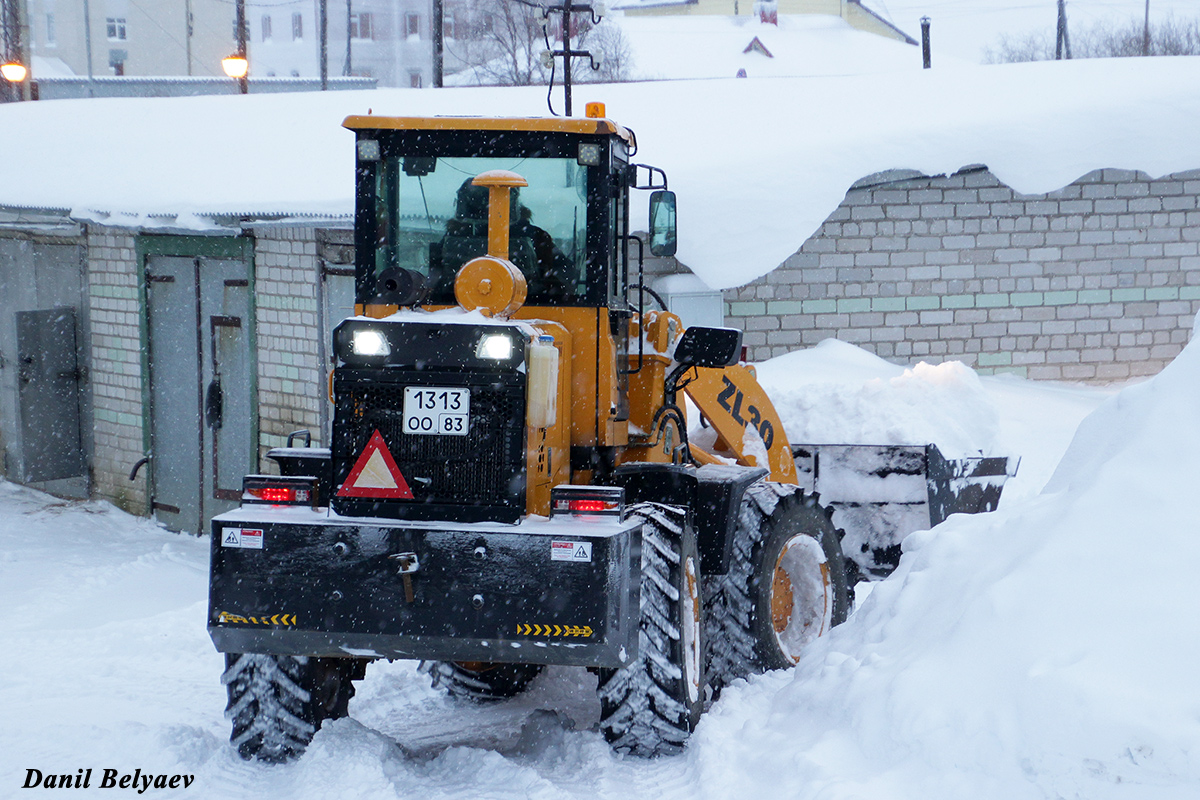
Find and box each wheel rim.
[770,534,832,663]
[681,555,701,704]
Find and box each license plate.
[403,387,470,436]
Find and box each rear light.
[242,475,320,508]
[550,485,625,520]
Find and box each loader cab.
[344,115,638,315]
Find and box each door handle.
[129,456,150,481]
[205,378,224,429]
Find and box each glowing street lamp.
[221,54,248,79]
[1,61,28,83]
[222,53,248,94]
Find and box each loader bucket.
[790,443,1018,584]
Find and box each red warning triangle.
[337,429,414,499]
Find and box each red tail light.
[256,486,299,503]
[550,485,625,520]
[568,499,611,513]
[242,475,319,507]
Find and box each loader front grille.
[331,370,526,522]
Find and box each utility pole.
[1143,0,1151,56]
[543,0,600,116]
[1055,0,1071,60]
[319,0,328,90]
[234,0,248,92]
[344,0,351,77]
[432,0,443,87]
[83,0,94,95]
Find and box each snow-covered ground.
[610,14,942,81]
[15,333,1199,798]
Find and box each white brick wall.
[723,168,1200,381]
[253,227,324,469]
[86,226,147,513]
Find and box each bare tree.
[447,0,548,86]
[985,14,1200,63]
[578,19,635,83]
[445,0,635,86]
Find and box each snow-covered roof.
[3,56,1200,290]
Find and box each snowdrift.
[692,334,1200,798]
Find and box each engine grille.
[331,371,526,522]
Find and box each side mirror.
[649,190,677,257]
[672,326,742,369]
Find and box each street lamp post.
[222,0,249,93]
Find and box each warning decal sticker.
[337,429,414,499]
[551,540,592,562]
[222,527,264,549]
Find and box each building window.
[443,15,455,40]
[261,14,272,41]
[106,17,126,41]
[46,14,56,45]
[409,71,422,88]
[349,12,373,40]
[292,13,303,40]
[406,13,420,38]
[108,49,126,75]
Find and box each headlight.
[476,333,514,360]
[352,329,390,357]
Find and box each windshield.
[374,156,590,303]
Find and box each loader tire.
[424,661,545,702]
[223,653,358,763]
[704,482,850,691]
[597,503,704,757]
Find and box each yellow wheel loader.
[207,106,1015,761]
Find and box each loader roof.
[342,115,635,146]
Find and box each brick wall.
[722,167,1200,381]
[86,226,146,513]
[253,227,324,468]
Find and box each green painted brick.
[990,366,1028,378]
[95,408,119,424]
[117,412,141,428]
[767,300,804,315]
[976,293,1010,308]
[1044,291,1078,305]
[871,297,907,312]
[1078,289,1111,304]
[1112,288,1145,302]
[837,298,872,313]
[728,301,766,316]
[1180,287,1200,300]
[1010,292,1044,307]
[941,295,975,309]
[906,296,940,310]
[977,352,1013,366]
[1146,287,1180,301]
[803,299,837,314]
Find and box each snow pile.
[693,326,1200,798]
[752,339,1001,457]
